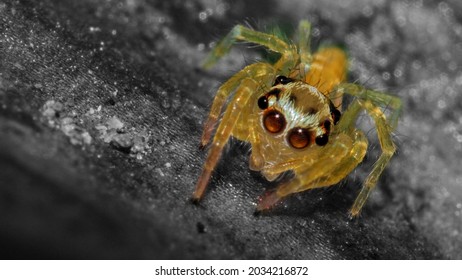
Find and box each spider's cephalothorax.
[193,21,402,217]
[257,76,341,150]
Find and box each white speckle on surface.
[155,168,165,177]
[81,131,92,145]
[198,11,207,21]
[89,26,101,33]
[106,116,124,130]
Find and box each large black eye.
[331,108,341,125]
[258,96,268,109]
[263,110,286,133]
[288,127,312,149]
[273,75,293,86]
[315,134,329,146]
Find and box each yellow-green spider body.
[193,21,401,217]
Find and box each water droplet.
[89,26,101,33]
[382,72,390,80]
[437,99,447,109]
[362,6,373,17]
[198,11,207,22]
[216,3,229,16]
[393,69,402,78]
[155,168,165,177]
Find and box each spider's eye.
[273,75,293,86]
[331,108,341,125]
[258,96,268,110]
[263,110,286,133]
[315,134,329,146]
[288,127,312,149]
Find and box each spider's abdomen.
[304,47,347,96]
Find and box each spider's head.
[256,76,341,157]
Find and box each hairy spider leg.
[296,20,312,64]
[338,83,402,130]
[200,63,274,148]
[202,25,298,74]
[193,78,259,201]
[331,95,397,217]
[247,108,266,171]
[347,99,396,217]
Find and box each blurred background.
[1,0,462,259]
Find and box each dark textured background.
[1,0,462,259]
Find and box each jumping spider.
[193,20,401,217]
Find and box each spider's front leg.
[348,99,396,217]
[200,63,274,148]
[334,82,400,216]
[193,78,259,201]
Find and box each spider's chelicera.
[193,21,402,217]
